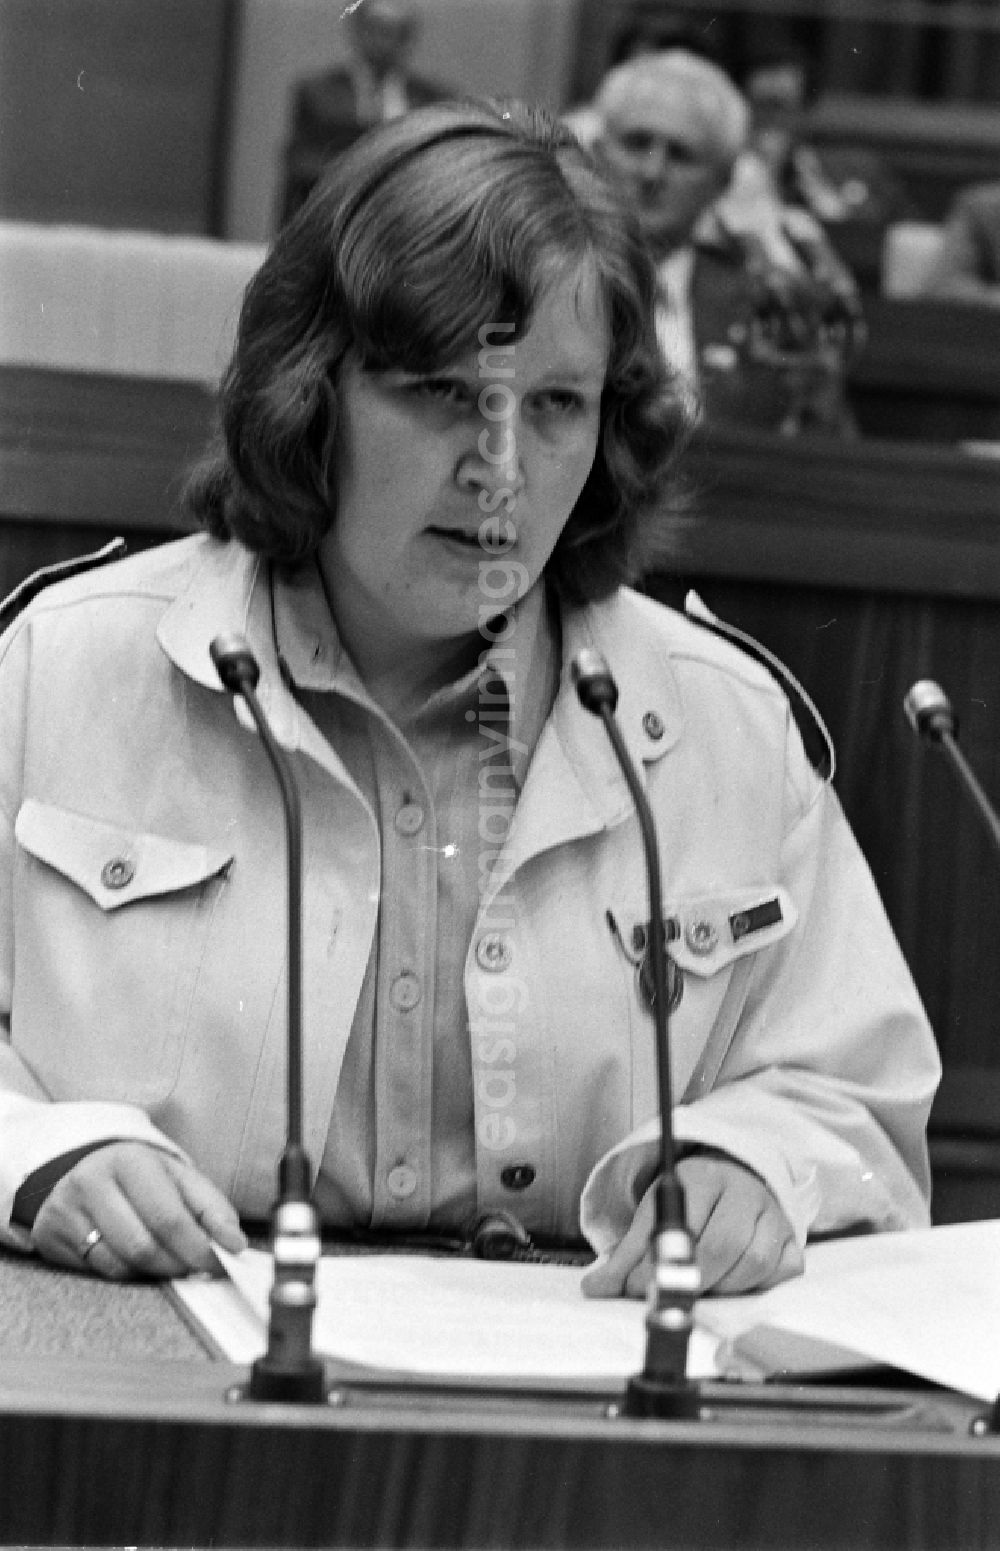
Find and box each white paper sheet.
[181,1248,720,1385]
[174,1220,1000,1400]
[702,1219,1000,1402]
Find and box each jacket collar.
[489,586,679,880]
[155,542,686,822]
[555,590,682,812]
[156,539,308,750]
[493,590,684,880]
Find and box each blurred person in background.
[733,39,914,236]
[561,14,725,155]
[922,180,1000,305]
[279,0,454,224]
[586,49,863,436]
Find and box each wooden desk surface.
[1,1251,999,1549]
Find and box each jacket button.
[386,1165,418,1199]
[389,972,422,1011]
[685,918,718,955]
[476,934,513,973]
[642,710,665,740]
[395,802,425,836]
[501,1164,536,1191]
[101,857,134,890]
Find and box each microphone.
[211,633,327,1403]
[904,680,1000,855]
[904,680,1000,1437]
[572,649,702,1419]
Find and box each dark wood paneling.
[809,95,1000,218]
[853,296,1000,402]
[647,417,1000,1223]
[927,1068,1000,1224]
[574,2,1000,108]
[0,0,237,233]
[0,1353,998,1548]
[0,365,210,525]
[849,296,1000,442]
[664,427,1000,597]
[576,2,998,102]
[0,365,208,602]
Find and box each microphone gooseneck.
[572,649,702,1419]
[211,633,327,1404]
[904,680,1000,855]
[904,679,1000,1436]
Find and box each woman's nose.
[457,417,525,496]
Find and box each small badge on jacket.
[607,910,684,1014]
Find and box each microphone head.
[904,679,956,742]
[210,633,261,694]
[571,649,618,714]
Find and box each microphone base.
[624,1371,702,1420]
[246,1354,329,1405]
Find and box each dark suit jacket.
[686,237,858,436]
[785,142,915,228]
[280,65,452,224]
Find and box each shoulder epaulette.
[0,538,128,636]
[683,590,836,781]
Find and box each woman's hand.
[31,1141,247,1279]
[582,1149,803,1299]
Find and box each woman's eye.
[414,378,469,406]
[532,389,582,415]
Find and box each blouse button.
[101,857,134,890]
[386,1165,418,1199]
[395,802,425,836]
[642,710,665,740]
[390,972,422,1011]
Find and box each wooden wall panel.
[0,0,236,233]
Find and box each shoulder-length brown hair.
[185,98,688,603]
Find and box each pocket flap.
[613,886,797,980]
[670,886,797,976]
[15,798,233,911]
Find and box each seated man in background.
[735,42,914,236]
[586,49,864,436]
[922,180,1000,306]
[561,14,725,151]
[279,0,453,226]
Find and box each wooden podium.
[1,1352,999,1548]
[1,1250,999,1549]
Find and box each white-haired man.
[584,50,861,433]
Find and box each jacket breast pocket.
[13,798,234,1105]
[613,885,798,1114]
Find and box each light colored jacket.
[0,536,940,1254]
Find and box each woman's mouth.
[428,527,485,549]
